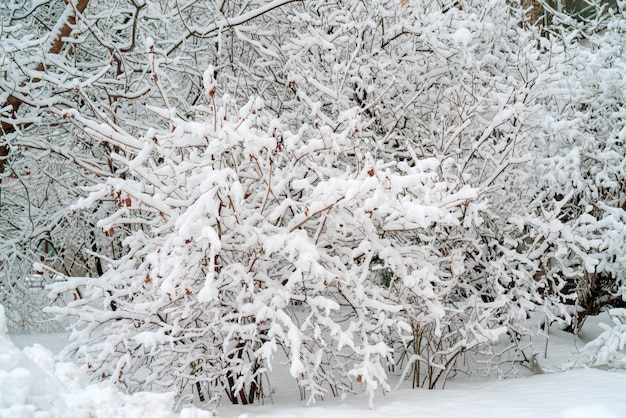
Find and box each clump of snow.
[146,36,155,53]
[0,304,7,335]
[452,27,472,46]
[203,65,217,98]
[22,344,56,374]
[0,329,67,415]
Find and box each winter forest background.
[1,0,626,413]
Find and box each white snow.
[217,369,626,418]
[452,27,473,46]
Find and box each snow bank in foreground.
[0,335,177,417]
[0,304,209,418]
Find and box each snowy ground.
[219,369,626,418]
[3,307,626,418]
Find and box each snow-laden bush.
[42,0,626,405]
[271,0,623,375]
[208,0,626,379]
[48,81,487,406]
[0,0,618,407]
[581,308,626,368]
[46,0,591,403]
[520,3,626,334]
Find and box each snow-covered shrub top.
[54,86,481,407]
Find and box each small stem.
[289,197,344,232]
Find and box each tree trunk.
[0,0,92,176]
[521,0,548,26]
